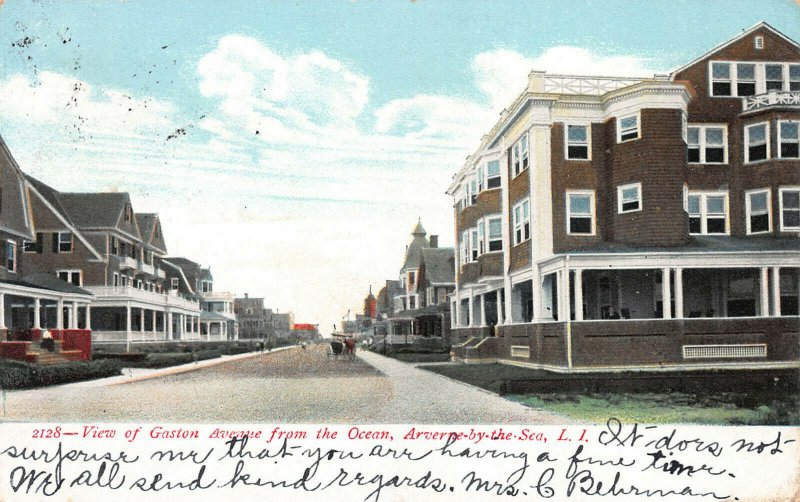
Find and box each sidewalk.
[357,350,571,424]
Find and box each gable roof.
[58,192,132,230]
[670,22,800,77]
[0,136,35,240]
[421,247,455,285]
[135,213,168,254]
[401,221,430,271]
[160,259,196,295]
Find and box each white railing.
[543,75,648,96]
[139,261,155,276]
[119,256,138,270]
[84,286,200,311]
[742,90,800,112]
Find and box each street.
[2,345,567,423]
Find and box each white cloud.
[374,94,494,142]
[472,46,661,110]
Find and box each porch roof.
[11,273,93,296]
[200,311,230,322]
[391,303,450,321]
[564,236,799,255]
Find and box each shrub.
[0,359,121,389]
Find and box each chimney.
[430,235,438,248]
[245,293,249,298]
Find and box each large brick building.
[448,23,799,371]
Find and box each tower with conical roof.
[363,285,377,319]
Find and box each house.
[448,22,799,371]
[19,175,201,349]
[387,221,456,345]
[163,257,238,340]
[0,136,94,363]
[234,294,269,339]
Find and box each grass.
[422,363,800,425]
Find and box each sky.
[1,0,799,333]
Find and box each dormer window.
[124,203,133,223]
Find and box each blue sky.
[1,0,799,331]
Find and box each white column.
[56,299,64,330]
[167,311,173,340]
[70,301,78,329]
[760,267,770,317]
[0,293,5,330]
[152,310,157,336]
[139,308,145,333]
[674,267,684,319]
[33,298,41,329]
[496,289,504,325]
[467,291,475,327]
[771,267,781,317]
[84,304,91,330]
[558,269,569,322]
[125,303,132,343]
[661,268,672,319]
[574,269,584,321]
[479,294,487,326]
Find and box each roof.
[670,22,800,78]
[411,220,426,236]
[563,236,799,255]
[58,192,130,229]
[391,302,450,320]
[0,137,35,240]
[24,174,75,227]
[19,273,92,296]
[200,311,231,322]
[401,221,430,271]
[421,247,455,284]
[135,213,156,242]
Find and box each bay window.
[746,189,771,234]
[745,122,769,162]
[779,188,800,231]
[779,121,799,158]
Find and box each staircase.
[24,340,85,365]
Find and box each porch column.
[70,301,78,329]
[573,269,584,321]
[467,291,475,327]
[167,311,173,340]
[152,310,157,337]
[661,268,672,319]
[56,299,64,330]
[84,304,91,330]
[674,267,684,319]
[496,289,504,325]
[139,308,145,334]
[771,267,781,317]
[33,298,41,329]
[479,294,487,326]
[760,267,770,317]
[125,303,132,347]
[0,293,5,330]
[558,269,569,322]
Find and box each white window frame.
[779,186,800,232]
[485,160,501,189]
[171,277,180,290]
[511,133,529,178]
[566,191,596,236]
[512,199,531,245]
[470,229,479,260]
[745,188,772,235]
[709,61,800,96]
[778,120,799,159]
[57,231,73,253]
[617,182,642,214]
[687,191,729,235]
[478,220,485,255]
[565,124,590,160]
[485,215,503,252]
[476,166,484,193]
[744,122,770,163]
[56,269,83,286]
[6,240,16,273]
[687,124,728,164]
[23,232,42,254]
[617,113,640,143]
[113,272,119,287]
[754,36,764,50]
[736,62,757,97]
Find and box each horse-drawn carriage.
[328,334,355,359]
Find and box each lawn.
[423,363,799,425]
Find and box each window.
[566,191,595,235]
[779,121,799,159]
[617,183,642,213]
[617,114,639,142]
[765,64,784,91]
[471,229,478,260]
[511,134,529,177]
[6,241,16,273]
[687,125,727,163]
[754,36,764,50]
[460,230,470,264]
[746,189,771,234]
[408,271,416,289]
[736,63,756,96]
[711,62,732,96]
[745,123,769,163]
[469,178,477,205]
[23,233,43,253]
[476,166,484,192]
[478,221,485,254]
[57,270,82,286]
[688,192,728,235]
[171,277,179,290]
[487,217,503,251]
[113,273,119,286]
[124,203,133,222]
[54,232,73,253]
[780,188,800,231]
[513,199,530,245]
[566,125,589,160]
[710,61,799,96]
[486,160,501,189]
